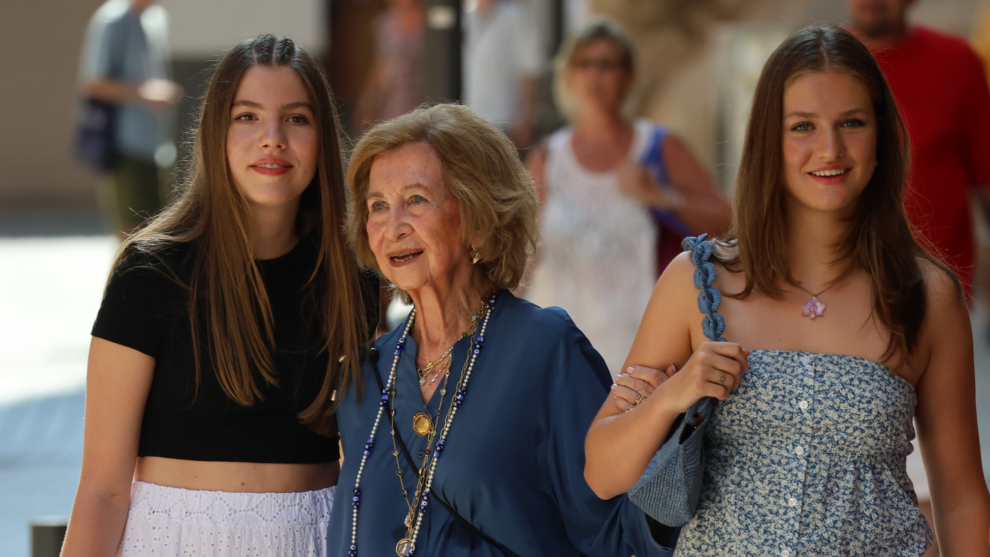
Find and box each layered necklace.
[348,293,497,557]
[411,299,485,436]
[415,300,484,387]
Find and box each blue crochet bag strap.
[682,234,725,417]
[682,234,726,342]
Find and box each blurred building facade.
[1,0,986,208]
[590,0,990,192]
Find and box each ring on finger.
[717,373,726,386]
[635,395,646,406]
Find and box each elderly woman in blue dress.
[326,104,670,556]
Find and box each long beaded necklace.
[348,293,496,557]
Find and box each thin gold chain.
[399,296,486,534]
[416,344,456,376]
[402,322,475,538]
[415,299,486,380]
[387,393,413,517]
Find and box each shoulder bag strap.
[367,348,521,557]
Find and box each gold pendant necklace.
[396,538,415,556]
[411,412,433,436]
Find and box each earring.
[470,249,480,265]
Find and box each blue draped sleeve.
[543,307,672,555]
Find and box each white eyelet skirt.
[117,481,334,556]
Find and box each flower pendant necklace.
[796,282,836,319]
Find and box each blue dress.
[672,238,933,556]
[327,290,670,556]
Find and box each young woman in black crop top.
[61,34,377,557]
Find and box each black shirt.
[92,240,379,463]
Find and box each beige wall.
[160,0,325,57]
[0,0,106,209]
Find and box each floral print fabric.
[673,350,933,556]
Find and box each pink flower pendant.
[802,296,826,319]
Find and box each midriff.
[134,456,339,493]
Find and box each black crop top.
[91,240,379,464]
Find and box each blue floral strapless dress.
[673,238,933,557]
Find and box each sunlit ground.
[0,234,988,556]
[0,236,118,406]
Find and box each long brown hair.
[720,25,959,363]
[110,34,366,435]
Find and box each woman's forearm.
[584,394,681,500]
[933,494,990,556]
[80,79,140,105]
[61,485,131,557]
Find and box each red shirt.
[870,26,990,292]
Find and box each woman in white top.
[525,19,731,376]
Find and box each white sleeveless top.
[528,120,658,377]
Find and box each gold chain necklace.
[397,322,465,529]
[415,299,486,386]
[387,389,414,516]
[400,322,475,545]
[415,345,456,378]
[422,354,451,386]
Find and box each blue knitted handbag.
[627,234,724,527]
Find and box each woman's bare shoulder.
[658,251,699,292]
[918,257,965,318]
[916,257,969,356]
[646,251,705,325]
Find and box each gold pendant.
[412,412,433,437]
[396,538,414,556]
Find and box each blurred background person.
[524,19,731,377]
[463,0,542,148]
[847,0,990,296]
[354,0,425,132]
[77,0,182,239]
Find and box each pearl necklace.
[349,294,496,557]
